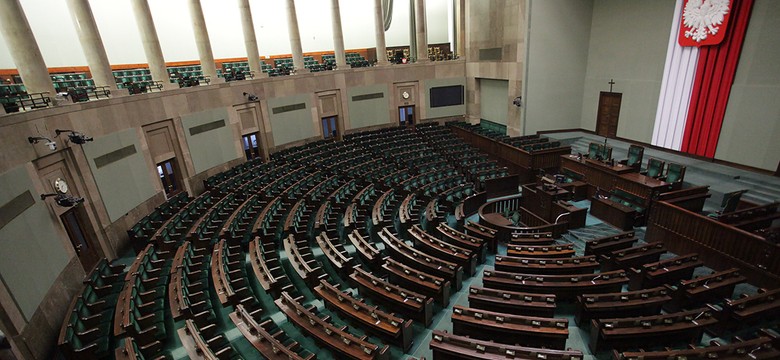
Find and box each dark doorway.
[322,116,338,139]
[596,92,622,138]
[399,106,415,126]
[60,207,100,270]
[242,132,262,160]
[156,159,180,195]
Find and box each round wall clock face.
[54,178,69,194]
[402,91,410,99]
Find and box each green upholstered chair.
[620,145,644,168]
[643,158,665,179]
[588,142,600,159]
[663,162,686,184]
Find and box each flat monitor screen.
[430,85,464,108]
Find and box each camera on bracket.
[56,129,93,145]
[40,193,84,207]
[243,92,259,102]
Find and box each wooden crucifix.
[608,79,616,92]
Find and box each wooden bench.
[283,234,327,287]
[495,255,599,274]
[378,227,463,289]
[178,319,240,359]
[483,268,629,301]
[229,304,314,360]
[600,241,666,271]
[468,286,556,317]
[628,253,703,291]
[464,221,497,253]
[210,239,253,306]
[382,257,451,306]
[583,231,636,256]
[613,329,780,360]
[314,280,413,351]
[248,236,285,292]
[429,330,584,360]
[275,292,390,360]
[589,306,719,352]
[665,268,746,312]
[451,306,569,350]
[506,243,575,258]
[574,286,673,326]
[315,232,354,275]
[720,288,780,329]
[347,230,381,267]
[409,225,477,276]
[508,231,556,245]
[435,223,487,262]
[350,266,434,326]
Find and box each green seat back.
[647,158,665,178]
[666,163,685,183]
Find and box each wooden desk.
[275,292,390,360]
[314,280,413,351]
[429,330,584,360]
[468,286,556,317]
[629,253,703,291]
[495,255,600,275]
[451,306,569,350]
[560,155,671,206]
[483,268,629,301]
[574,286,672,326]
[230,305,314,360]
[350,266,434,326]
[589,307,719,352]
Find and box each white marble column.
[130,0,172,89]
[373,0,389,65]
[330,0,347,69]
[285,0,306,73]
[66,0,117,91]
[415,0,429,62]
[0,0,56,96]
[188,0,218,82]
[238,0,263,77]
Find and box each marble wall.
[465,0,525,135]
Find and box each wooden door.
[60,207,100,270]
[596,92,622,137]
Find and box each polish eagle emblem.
[682,0,731,43]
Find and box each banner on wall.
[678,0,732,47]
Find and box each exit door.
[61,207,100,270]
[399,106,415,126]
[596,92,621,138]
